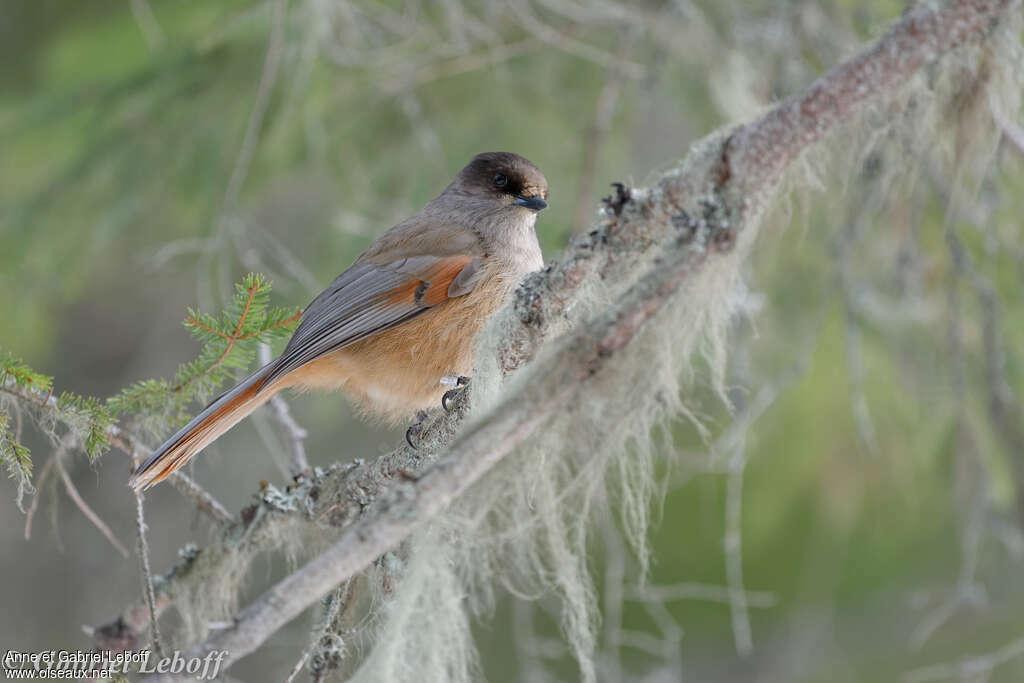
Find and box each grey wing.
[260,254,478,389]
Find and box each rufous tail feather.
[129,365,279,491]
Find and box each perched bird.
[130,152,548,491]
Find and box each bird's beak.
[514,195,548,211]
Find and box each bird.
[129,152,548,491]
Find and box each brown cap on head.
[454,152,548,211]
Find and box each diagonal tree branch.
[720,0,1013,203]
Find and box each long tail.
[129,364,280,491]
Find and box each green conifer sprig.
[109,273,301,426]
[57,393,114,459]
[0,411,33,510]
[1,273,299,512]
[1,351,53,392]
[1,351,116,510]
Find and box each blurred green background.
[2,1,1024,681]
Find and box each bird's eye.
[493,173,508,188]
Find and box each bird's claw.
[405,410,429,450]
[442,376,470,412]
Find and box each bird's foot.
[405,410,430,450]
[441,376,470,412]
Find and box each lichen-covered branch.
[721,0,1013,204]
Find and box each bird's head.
[452,152,548,213]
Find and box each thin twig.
[23,455,56,541]
[599,514,625,683]
[283,651,309,683]
[110,424,234,526]
[508,0,646,78]
[167,471,235,525]
[130,0,166,49]
[303,579,355,682]
[625,582,777,608]
[632,599,684,667]
[377,37,542,93]
[724,449,751,656]
[217,0,289,229]
[258,343,309,477]
[834,191,883,456]
[910,224,995,649]
[200,0,289,307]
[707,337,814,656]
[991,102,1024,156]
[572,31,634,234]
[135,493,165,658]
[53,437,130,558]
[946,210,1024,518]
[905,633,1024,682]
